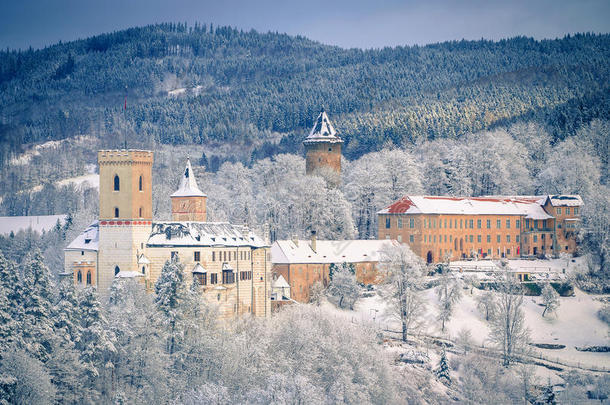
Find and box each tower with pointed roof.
[171,158,207,222]
[303,108,343,186]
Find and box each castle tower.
[97,149,153,295]
[171,158,207,222]
[303,108,343,186]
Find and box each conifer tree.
[0,253,20,354]
[20,251,55,361]
[155,258,187,355]
[436,348,451,385]
[78,287,117,402]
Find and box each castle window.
[139,207,143,218]
[497,219,501,229]
[557,207,562,215]
[397,218,403,229]
[409,234,414,243]
[506,219,511,229]
[81,251,84,255]
[142,266,146,274]
[410,218,415,228]
[566,207,571,215]
[86,271,91,285]
[194,251,200,262]
[573,207,578,215]
[477,219,481,229]
[487,219,491,229]
[516,220,521,228]
[77,270,82,283]
[328,147,332,152]
[194,273,206,286]
[115,266,120,276]
[212,251,215,261]
[385,217,391,229]
[114,207,119,218]
[210,273,218,284]
[139,175,143,191]
[114,175,120,191]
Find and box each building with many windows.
[377,195,582,263]
[65,150,271,319]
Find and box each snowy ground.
[346,284,609,370]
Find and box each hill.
[1,24,609,166]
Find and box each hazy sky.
[1,0,609,50]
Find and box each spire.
[171,158,206,197]
[304,108,342,144]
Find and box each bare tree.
[489,271,530,366]
[379,244,426,342]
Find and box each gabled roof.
[65,221,99,251]
[378,196,553,220]
[271,239,398,264]
[272,275,290,288]
[147,221,267,248]
[303,109,343,144]
[171,158,206,198]
[137,254,150,265]
[192,263,206,274]
[547,195,583,207]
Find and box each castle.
[65,150,271,319]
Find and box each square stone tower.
[304,108,343,187]
[97,149,153,295]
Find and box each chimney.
[311,230,317,253]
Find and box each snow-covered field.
[345,283,609,370]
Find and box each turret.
[171,158,207,222]
[303,108,343,186]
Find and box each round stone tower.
[303,108,343,186]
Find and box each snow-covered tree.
[20,251,56,361]
[109,278,170,403]
[379,244,426,342]
[476,287,497,321]
[537,137,601,198]
[0,349,56,405]
[436,266,463,332]
[0,253,20,353]
[541,283,560,317]
[436,348,451,385]
[489,272,529,366]
[154,258,188,356]
[77,287,117,402]
[327,262,359,310]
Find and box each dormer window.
[85,238,91,244]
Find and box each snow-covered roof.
[378,196,554,220]
[137,254,150,265]
[272,275,290,288]
[115,271,144,278]
[192,263,206,274]
[0,214,68,235]
[303,109,343,144]
[65,221,99,251]
[271,239,399,264]
[170,158,206,198]
[147,221,267,248]
[547,195,583,207]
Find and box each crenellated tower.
[97,149,153,295]
[303,108,343,186]
[171,158,207,222]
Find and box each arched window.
[114,175,120,191]
[114,207,119,218]
[141,266,146,274]
[86,271,91,285]
[77,270,82,283]
[139,207,143,218]
[114,266,120,276]
[139,175,143,191]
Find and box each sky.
[1,0,609,50]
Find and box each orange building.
[377,195,582,263]
[271,236,397,302]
